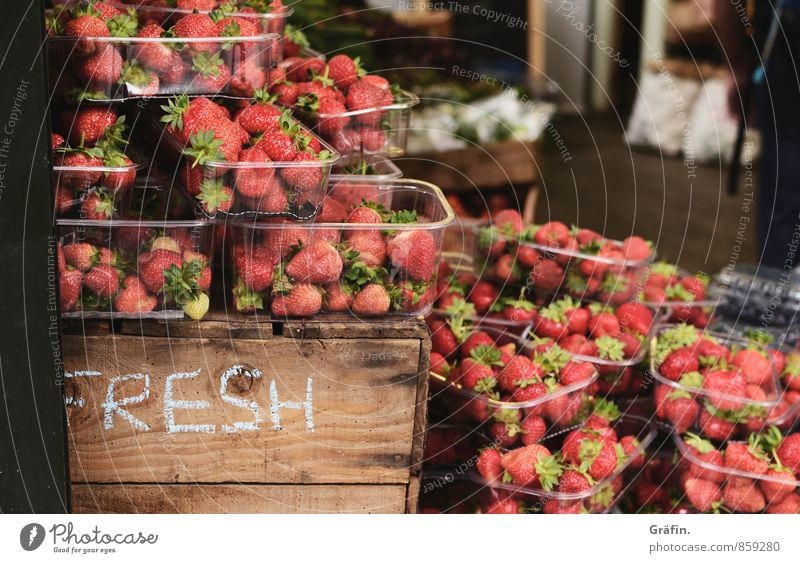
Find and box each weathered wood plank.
[72,484,408,514]
[65,335,421,485]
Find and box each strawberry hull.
[48,33,278,102]
[651,325,783,440]
[227,179,454,319]
[291,89,420,159]
[53,154,144,219]
[472,221,654,304]
[57,219,214,319]
[673,431,800,513]
[471,414,656,514]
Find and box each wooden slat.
[65,335,421,485]
[72,484,408,514]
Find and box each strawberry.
[286,240,342,284]
[429,319,458,357]
[346,232,386,268]
[615,302,653,335]
[578,438,618,481]
[533,221,570,247]
[528,258,563,291]
[345,80,386,125]
[493,209,524,235]
[476,448,503,481]
[133,23,173,72]
[659,348,699,381]
[80,188,117,220]
[350,283,390,316]
[197,177,234,214]
[723,477,766,512]
[469,280,500,313]
[461,331,496,359]
[496,355,537,393]
[662,394,699,432]
[587,312,620,338]
[521,415,547,445]
[272,80,300,106]
[322,282,354,312]
[500,443,561,489]
[63,242,98,272]
[558,469,592,493]
[563,307,590,335]
[767,492,800,514]
[281,151,324,191]
[684,433,725,483]
[59,269,82,312]
[684,478,721,512]
[620,236,651,261]
[327,54,361,91]
[113,276,157,313]
[234,245,276,292]
[760,467,797,505]
[138,249,182,293]
[777,433,800,476]
[360,74,390,90]
[100,152,136,191]
[731,349,773,387]
[315,97,349,136]
[64,13,109,57]
[172,13,219,53]
[233,146,275,198]
[51,133,65,151]
[703,370,748,410]
[271,283,322,317]
[697,407,738,441]
[255,115,302,161]
[83,263,119,298]
[63,107,117,147]
[489,420,521,448]
[237,91,283,135]
[387,230,436,281]
[55,151,103,191]
[484,498,522,514]
[285,56,326,82]
[619,435,645,470]
[190,52,231,92]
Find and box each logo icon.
[20,523,45,551]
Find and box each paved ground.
[535,113,758,275]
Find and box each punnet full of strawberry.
[47,1,278,101]
[427,313,599,432]
[674,427,800,513]
[474,410,654,514]
[271,51,419,157]
[474,210,654,304]
[228,179,451,318]
[52,107,139,219]
[651,323,782,439]
[156,93,338,218]
[636,261,714,328]
[57,222,213,320]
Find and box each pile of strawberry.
[474,413,647,514]
[637,262,713,327]
[230,199,439,318]
[59,228,211,319]
[475,209,653,303]
[653,324,781,438]
[158,94,335,217]
[52,106,136,219]
[270,51,407,156]
[428,313,599,432]
[677,428,800,513]
[49,0,279,100]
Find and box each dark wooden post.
[0,0,69,513]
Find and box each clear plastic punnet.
[470,414,656,514]
[57,219,214,320]
[651,324,783,440]
[673,429,800,513]
[226,179,454,319]
[472,221,655,304]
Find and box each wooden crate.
[63,315,430,514]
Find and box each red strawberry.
[59,269,82,312]
[55,151,103,190]
[532,221,569,247]
[697,408,737,441]
[387,230,436,281]
[321,282,354,312]
[172,13,219,53]
[80,189,116,220]
[138,249,182,293]
[493,209,524,235]
[272,81,300,106]
[133,23,173,72]
[285,56,326,82]
[496,355,537,393]
[619,435,645,470]
[63,242,97,272]
[777,434,800,476]
[271,283,322,317]
[500,443,561,488]
[528,258,564,291]
[64,13,109,57]
[468,281,500,313]
[476,448,503,481]
[731,349,773,387]
[558,470,592,494]
[346,232,386,267]
[620,236,651,261]
[233,146,276,198]
[113,276,157,313]
[327,54,361,91]
[351,283,390,316]
[579,438,618,481]
[767,492,800,514]
[197,177,234,214]
[360,74,390,90]
[664,396,699,433]
[703,370,748,410]
[684,433,725,483]
[684,478,721,512]
[723,477,766,512]
[83,264,119,298]
[237,97,283,136]
[100,153,136,191]
[521,415,547,445]
[234,245,277,291]
[63,107,118,147]
[75,45,123,89]
[461,331,496,359]
[615,302,653,335]
[429,319,458,357]
[281,151,324,191]
[345,80,386,125]
[659,348,699,381]
[588,312,620,338]
[564,307,590,335]
[286,240,342,284]
[484,498,522,514]
[760,467,797,505]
